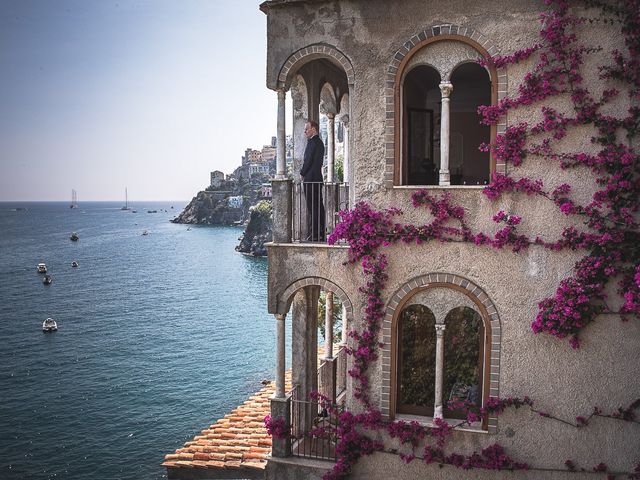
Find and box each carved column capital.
[439,82,454,98]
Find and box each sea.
[0,201,279,480]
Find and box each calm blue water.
[0,202,277,480]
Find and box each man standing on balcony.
[301,120,325,241]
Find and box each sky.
[0,0,278,201]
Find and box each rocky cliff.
[171,191,244,225]
[235,200,273,257]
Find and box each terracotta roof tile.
[163,372,292,477]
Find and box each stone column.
[292,286,320,432]
[270,397,291,457]
[434,323,446,419]
[324,291,334,359]
[271,179,292,243]
[275,313,286,398]
[326,113,335,183]
[341,304,348,345]
[438,82,453,186]
[276,88,287,179]
[341,115,349,184]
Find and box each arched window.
[443,306,484,419]
[402,66,441,186]
[397,39,496,186]
[449,63,491,185]
[395,302,487,425]
[396,304,436,415]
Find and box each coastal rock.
[235,201,273,257]
[171,191,245,225]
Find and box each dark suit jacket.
[300,135,324,182]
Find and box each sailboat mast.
[121,187,130,210]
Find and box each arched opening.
[443,306,484,419]
[280,53,350,243]
[450,63,491,185]
[396,304,437,416]
[402,65,441,185]
[392,35,500,187]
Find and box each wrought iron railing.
[292,182,349,243]
[290,384,339,461]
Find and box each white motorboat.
[37,263,47,274]
[42,318,57,332]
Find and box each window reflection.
[397,304,436,415]
[443,307,484,419]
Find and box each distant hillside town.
[173,122,347,256]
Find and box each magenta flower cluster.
[423,443,529,471]
[263,414,289,440]
[476,0,640,346]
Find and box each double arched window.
[395,289,488,425]
[399,39,495,186]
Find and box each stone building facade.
[261,1,639,480]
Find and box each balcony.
[271,180,349,244]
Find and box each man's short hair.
[306,120,319,132]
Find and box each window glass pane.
[403,65,441,185]
[397,305,436,415]
[450,63,491,185]
[443,307,484,417]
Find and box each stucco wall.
[263,0,638,476]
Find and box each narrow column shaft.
[326,113,335,183]
[342,120,349,184]
[276,89,287,179]
[325,292,334,359]
[341,304,348,345]
[275,313,286,398]
[439,83,453,186]
[434,323,446,419]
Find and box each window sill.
[394,413,488,434]
[392,185,486,190]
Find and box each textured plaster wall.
[263,0,639,476]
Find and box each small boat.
[37,263,47,274]
[186,227,191,231]
[70,232,79,241]
[43,275,52,285]
[142,230,149,236]
[70,189,79,209]
[121,187,130,211]
[42,318,57,332]
[147,210,157,214]
[131,210,137,213]
[71,261,79,268]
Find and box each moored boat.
[43,275,52,285]
[70,189,79,209]
[71,261,79,268]
[70,232,79,241]
[42,318,57,332]
[37,263,47,274]
[121,187,130,210]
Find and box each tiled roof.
[163,372,292,479]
